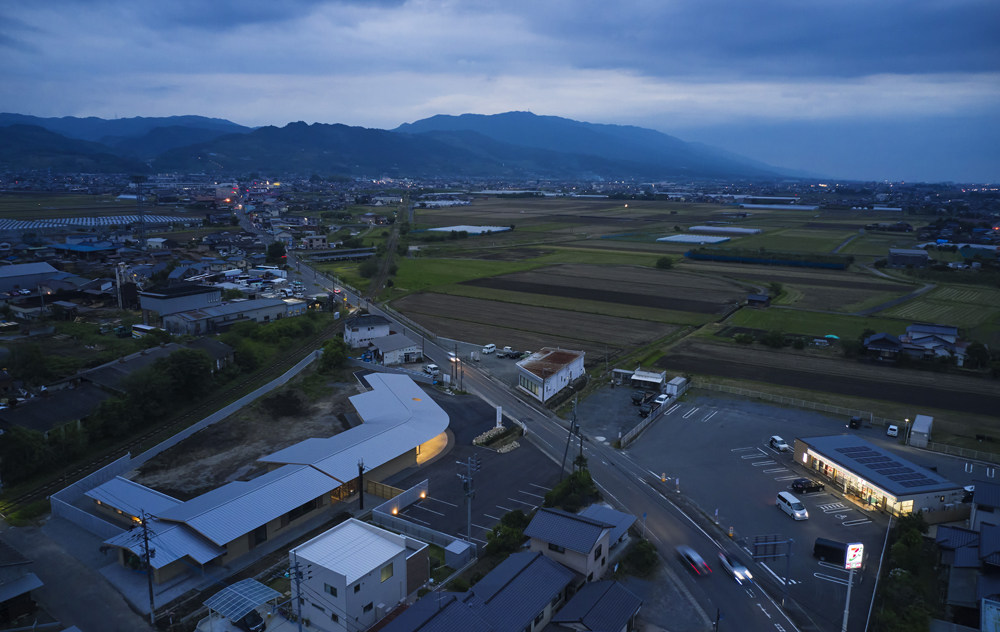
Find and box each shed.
[910,414,933,448]
[630,369,665,390]
[746,293,771,307]
[665,376,688,397]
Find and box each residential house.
[138,283,222,325]
[524,507,612,583]
[161,298,290,335]
[863,333,903,362]
[0,540,42,626]
[516,348,586,404]
[888,248,930,268]
[381,551,575,632]
[371,334,422,365]
[290,519,425,632]
[300,235,329,249]
[344,314,392,348]
[550,580,642,632]
[901,324,968,365]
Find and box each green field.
[727,228,856,254]
[727,308,908,339]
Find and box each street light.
[904,418,911,445]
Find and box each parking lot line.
[665,403,682,415]
[496,504,514,512]
[752,460,777,467]
[731,446,758,452]
[682,408,700,419]
[742,454,769,460]
[774,475,800,481]
[412,505,446,517]
[702,411,717,423]
[428,497,459,508]
[763,468,787,473]
[528,483,551,491]
[819,502,850,513]
[507,497,537,508]
[520,490,545,499]
[473,522,493,531]
[814,572,851,586]
[483,513,501,521]
[842,518,872,526]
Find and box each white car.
[448,351,458,362]
[654,393,670,406]
[769,435,791,452]
[718,551,753,585]
[886,424,899,437]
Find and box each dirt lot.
[462,264,747,315]
[393,292,676,360]
[133,378,363,499]
[659,338,1000,417]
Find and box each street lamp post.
[904,418,911,445]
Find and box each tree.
[319,338,350,373]
[655,256,673,269]
[760,330,786,348]
[266,242,286,264]
[768,282,783,298]
[965,342,991,370]
[0,426,52,485]
[158,348,214,400]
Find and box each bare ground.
[132,378,363,500]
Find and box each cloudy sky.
[3,0,998,182]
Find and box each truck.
[631,390,655,406]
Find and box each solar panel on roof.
[881,467,911,476]
[836,447,871,454]
[888,473,926,481]
[899,479,936,488]
[856,456,893,464]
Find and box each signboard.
[845,542,864,570]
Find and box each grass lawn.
[727,308,909,338]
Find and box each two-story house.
[524,507,613,583]
[344,314,392,348]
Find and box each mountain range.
[0,111,793,180]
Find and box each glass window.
[324,583,337,597]
[363,602,374,613]
[548,543,565,554]
[354,583,361,593]
[381,563,393,582]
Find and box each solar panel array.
[834,445,939,489]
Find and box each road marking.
[496,504,513,512]
[843,518,873,526]
[702,411,718,423]
[814,572,851,586]
[731,446,758,452]
[507,497,537,507]
[752,460,777,467]
[665,403,682,415]
[472,522,493,531]
[519,490,545,499]
[428,497,459,508]
[742,454,769,460]
[682,407,700,419]
[757,603,772,618]
[774,475,800,481]
[763,468,788,473]
[819,502,850,513]
[483,513,501,521]
[529,483,551,491]
[412,505,445,516]
[404,515,431,526]
[760,563,800,586]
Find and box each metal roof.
[551,580,642,630]
[0,572,43,603]
[85,476,181,517]
[523,507,612,554]
[292,519,405,584]
[157,464,338,546]
[0,262,58,278]
[578,504,636,544]
[371,333,419,354]
[517,347,584,379]
[466,551,574,631]
[204,579,280,622]
[973,480,1000,509]
[104,517,224,569]
[800,435,959,496]
[380,594,493,632]
[260,374,449,481]
[0,383,111,434]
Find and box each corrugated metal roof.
[292,519,405,584]
[104,517,223,568]
[467,551,574,631]
[524,507,612,554]
[85,476,181,517]
[551,580,642,629]
[517,347,584,379]
[0,262,58,278]
[579,504,636,544]
[974,480,1000,509]
[0,572,43,603]
[371,333,419,354]
[260,374,449,480]
[157,465,337,546]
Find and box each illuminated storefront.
[793,435,966,521]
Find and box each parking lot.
[387,387,562,547]
[576,387,983,630]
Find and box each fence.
[371,480,478,558]
[697,382,1000,465]
[366,480,404,500]
[620,382,690,447]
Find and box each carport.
[202,579,280,630]
[629,369,665,390]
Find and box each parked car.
[848,416,862,429]
[638,403,653,417]
[654,393,670,406]
[235,609,265,632]
[482,343,496,354]
[423,363,440,377]
[769,435,791,452]
[776,491,809,520]
[790,478,825,494]
[886,424,899,437]
[677,545,711,576]
[718,551,753,585]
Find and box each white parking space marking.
[742,453,769,460]
[508,497,537,507]
[483,513,501,521]
[682,408,700,419]
[665,403,682,415]
[529,483,551,491]
[763,468,788,473]
[428,497,458,508]
[473,523,493,532]
[702,411,718,423]
[731,446,758,452]
[843,518,872,526]
[752,460,777,467]
[760,563,801,586]
[496,504,514,512]
[519,490,545,499]
[774,475,800,481]
[819,502,850,513]
[814,572,853,586]
[412,504,445,516]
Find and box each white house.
[290,519,410,632]
[371,334,422,365]
[344,314,392,348]
[516,348,585,403]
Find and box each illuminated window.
[380,563,393,582]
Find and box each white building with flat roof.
[291,519,409,632]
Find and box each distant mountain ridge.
[0,111,791,180]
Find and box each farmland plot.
[880,285,1000,327]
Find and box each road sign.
[845,542,864,570]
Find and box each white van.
[482,343,496,354]
[423,364,441,377]
[776,491,809,520]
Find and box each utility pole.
[358,459,365,511]
[291,551,305,632]
[456,454,481,541]
[140,511,156,626]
